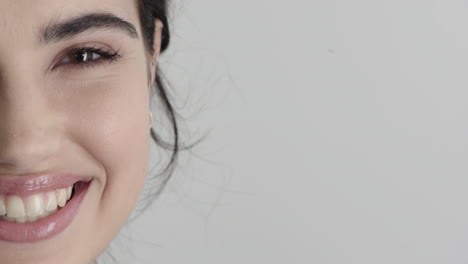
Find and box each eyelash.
[54,45,122,70]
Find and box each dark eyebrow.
[40,13,139,44]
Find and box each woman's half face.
[0,0,158,263]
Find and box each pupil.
[75,50,88,62]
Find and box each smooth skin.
[0,0,162,263]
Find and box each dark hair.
[136,0,178,211]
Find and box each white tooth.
[3,216,15,222]
[57,189,67,207]
[0,197,6,216]
[26,194,46,217]
[47,208,57,216]
[66,186,72,200]
[26,216,38,223]
[45,191,58,212]
[15,217,26,223]
[7,196,26,218]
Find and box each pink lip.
[0,173,93,243]
[0,172,92,196]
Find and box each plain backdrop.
[99,1,468,263]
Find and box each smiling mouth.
[0,183,76,223]
[0,173,93,243]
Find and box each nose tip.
[0,126,61,174]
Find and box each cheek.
[55,71,151,229]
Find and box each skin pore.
[0,0,162,263]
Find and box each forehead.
[0,0,140,44]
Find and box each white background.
[102,1,468,263]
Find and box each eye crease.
[53,45,122,70]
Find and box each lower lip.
[0,181,91,243]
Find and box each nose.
[0,73,62,174]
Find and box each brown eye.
[54,46,122,70]
[65,49,101,64]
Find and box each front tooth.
[26,194,46,217]
[27,216,38,223]
[15,217,26,223]
[66,186,72,200]
[57,189,67,207]
[45,192,58,212]
[3,216,15,222]
[7,196,26,218]
[0,197,6,216]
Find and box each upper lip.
[0,172,92,196]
